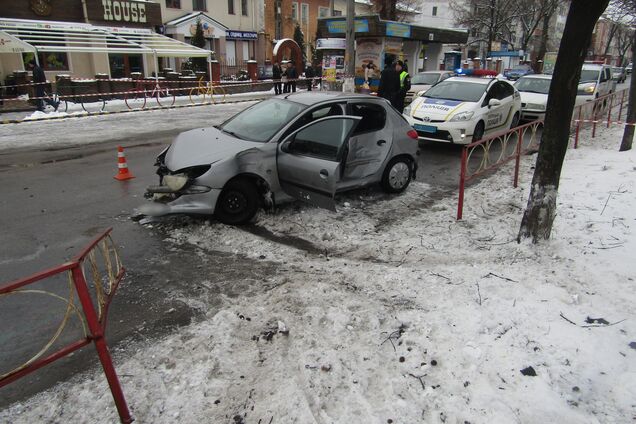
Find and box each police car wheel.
[472,122,485,142]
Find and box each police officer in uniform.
[395,60,411,114]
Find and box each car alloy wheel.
[381,157,412,193]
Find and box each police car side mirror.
[488,98,501,108]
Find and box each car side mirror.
[488,98,501,108]
[280,137,294,153]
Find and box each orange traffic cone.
[114,146,135,181]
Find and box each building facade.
[0,0,168,82]
[263,0,331,62]
[158,0,265,76]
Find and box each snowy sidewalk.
[1,127,635,423]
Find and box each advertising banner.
[355,38,382,80]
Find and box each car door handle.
[319,169,329,179]
[377,139,386,146]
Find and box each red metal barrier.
[457,120,543,220]
[0,229,132,423]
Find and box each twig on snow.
[560,312,627,328]
[408,373,426,390]
[483,272,518,283]
[476,282,483,306]
[430,272,450,280]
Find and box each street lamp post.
[344,0,355,92]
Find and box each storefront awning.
[0,18,212,57]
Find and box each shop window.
[241,0,248,16]
[23,51,69,72]
[166,0,181,8]
[193,0,206,11]
[228,0,235,14]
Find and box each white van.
[576,63,615,106]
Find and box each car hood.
[165,126,263,171]
[409,97,473,119]
[519,92,548,104]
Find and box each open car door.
[277,115,361,211]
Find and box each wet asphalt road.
[0,101,465,408]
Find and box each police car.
[403,74,522,144]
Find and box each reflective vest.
[400,71,409,88]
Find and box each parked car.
[626,63,633,74]
[612,66,626,83]
[576,63,615,106]
[403,76,522,144]
[405,71,454,106]
[514,74,552,122]
[504,64,534,81]
[138,92,419,224]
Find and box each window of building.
[241,0,248,16]
[332,10,342,16]
[228,0,235,14]
[301,3,309,24]
[166,0,181,8]
[24,51,69,72]
[292,2,298,21]
[225,40,236,66]
[318,6,329,17]
[432,6,437,16]
[193,0,206,11]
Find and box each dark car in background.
[504,64,534,81]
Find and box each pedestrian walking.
[395,60,411,113]
[272,61,282,95]
[27,60,59,112]
[287,62,298,93]
[377,60,400,108]
[305,63,315,91]
[282,62,289,93]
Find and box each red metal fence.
[0,229,132,423]
[457,88,630,220]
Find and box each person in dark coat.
[305,63,315,91]
[28,60,59,112]
[395,60,411,114]
[287,62,298,93]
[377,60,400,108]
[272,62,282,95]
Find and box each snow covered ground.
[1,126,635,423]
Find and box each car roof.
[444,76,493,85]
[277,91,380,105]
[414,71,449,75]
[518,74,552,80]
[582,63,608,70]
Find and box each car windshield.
[510,67,529,72]
[411,73,441,85]
[423,80,486,102]
[579,69,600,83]
[515,77,551,94]
[219,98,307,142]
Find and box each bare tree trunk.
[536,5,551,63]
[518,0,609,243]
[620,29,636,151]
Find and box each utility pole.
[344,0,356,92]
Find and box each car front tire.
[215,179,259,225]
[381,157,412,193]
[472,121,485,142]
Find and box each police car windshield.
[424,80,487,102]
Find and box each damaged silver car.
[138,92,419,225]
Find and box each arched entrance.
[273,38,304,71]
